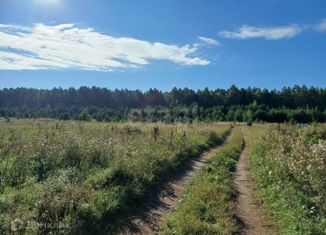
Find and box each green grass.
[244,124,326,235]
[162,127,243,235]
[0,120,231,234]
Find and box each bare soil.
[234,133,276,235]
[118,138,229,235]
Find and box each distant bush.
[59,112,70,120]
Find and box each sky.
[0,0,325,90]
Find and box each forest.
[0,85,325,123]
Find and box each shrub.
[246,124,326,234]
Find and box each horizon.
[0,84,325,93]
[0,0,325,90]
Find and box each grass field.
[0,119,230,234]
[244,124,326,235]
[0,120,325,235]
[162,124,326,235]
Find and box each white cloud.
[219,24,302,40]
[198,36,220,45]
[315,19,326,32]
[0,23,209,71]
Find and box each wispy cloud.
[198,36,220,45]
[34,0,61,6]
[219,24,302,40]
[315,19,326,32]
[0,23,209,71]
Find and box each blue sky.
[0,0,325,90]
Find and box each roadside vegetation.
[245,124,326,235]
[0,120,230,234]
[162,128,243,235]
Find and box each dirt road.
[119,131,276,235]
[234,133,276,235]
[119,136,229,235]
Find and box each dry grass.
[0,119,230,234]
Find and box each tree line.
[0,85,325,123]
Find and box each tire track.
[234,132,276,235]
[118,134,231,235]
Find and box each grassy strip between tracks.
[162,127,243,235]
